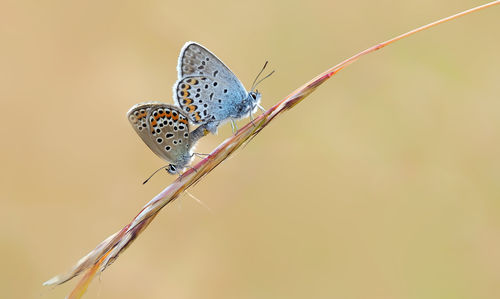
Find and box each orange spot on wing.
[194,112,201,121]
[151,120,157,127]
[179,119,188,125]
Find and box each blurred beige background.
[1,0,499,298]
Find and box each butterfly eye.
[167,165,177,174]
[251,93,257,100]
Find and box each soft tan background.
[1,0,499,298]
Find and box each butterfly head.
[166,151,194,175]
[249,90,262,106]
[239,91,262,116]
[167,164,179,174]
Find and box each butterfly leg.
[186,165,198,173]
[193,152,210,158]
[177,166,197,179]
[257,103,266,113]
[248,110,257,128]
[230,119,238,134]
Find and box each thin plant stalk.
[43,1,500,298]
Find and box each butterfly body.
[127,102,207,174]
[174,42,262,133]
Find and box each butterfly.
[127,102,207,174]
[173,42,270,134]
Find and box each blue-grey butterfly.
[173,42,270,134]
[127,102,207,175]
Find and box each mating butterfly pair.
[127,42,266,174]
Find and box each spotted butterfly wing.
[174,42,248,127]
[127,102,191,165]
[175,76,248,125]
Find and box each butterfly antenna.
[142,165,169,184]
[251,61,269,91]
[253,70,275,89]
